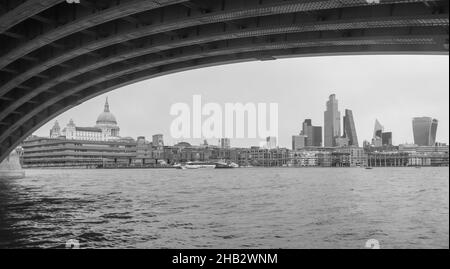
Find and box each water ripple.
[0,168,448,249]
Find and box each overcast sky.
[35,55,449,148]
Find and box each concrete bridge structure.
[0,0,448,162]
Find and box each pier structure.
[0,149,25,179]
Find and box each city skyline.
[0,0,448,252]
[42,94,446,149]
[33,55,449,148]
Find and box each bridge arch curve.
[0,0,448,161]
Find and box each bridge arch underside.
[0,0,448,161]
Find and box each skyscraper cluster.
[302,120,323,147]
[293,94,358,150]
[292,94,441,151]
[292,120,322,150]
[324,94,359,148]
[369,117,439,148]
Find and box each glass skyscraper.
[301,119,323,147]
[413,117,438,146]
[373,119,384,139]
[372,119,384,147]
[382,132,393,146]
[343,109,359,147]
[292,135,307,150]
[324,94,341,147]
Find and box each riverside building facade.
[21,138,449,168]
[23,98,131,168]
[22,137,137,168]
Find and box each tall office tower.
[266,136,278,149]
[324,94,341,147]
[220,138,231,149]
[431,119,438,144]
[301,119,323,147]
[372,119,384,147]
[373,119,384,139]
[413,117,439,146]
[292,135,307,150]
[382,132,393,146]
[311,126,323,147]
[152,134,164,148]
[302,119,312,134]
[343,109,359,147]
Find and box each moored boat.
[175,161,239,169]
[215,161,239,169]
[183,161,217,169]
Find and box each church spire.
[104,97,110,112]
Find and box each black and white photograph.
[0,0,448,258]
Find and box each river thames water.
[0,168,448,249]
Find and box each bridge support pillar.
[0,150,25,180]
